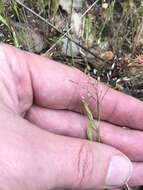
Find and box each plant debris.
[1,0,143,97]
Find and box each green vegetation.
[82,98,101,142]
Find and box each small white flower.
[102,3,108,9]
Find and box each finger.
[26,105,143,162]
[106,162,143,187]
[26,103,143,190]
[129,163,143,187]
[1,43,143,130]
[0,110,132,189]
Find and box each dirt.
[1,1,143,97]
[1,1,143,189]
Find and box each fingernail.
[106,155,133,186]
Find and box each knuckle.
[0,44,15,64]
[76,142,94,188]
[0,44,8,62]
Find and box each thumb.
[49,135,132,189]
[0,114,132,190]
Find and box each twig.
[46,0,100,53]
[15,0,105,61]
[15,0,60,33]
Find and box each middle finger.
[26,105,143,162]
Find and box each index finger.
[1,43,143,129]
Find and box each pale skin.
[0,43,143,189]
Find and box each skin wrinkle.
[0,46,19,112]
[25,56,51,109]
[0,80,17,113]
[0,45,33,115]
[25,55,35,113]
[8,51,33,115]
[0,62,19,113]
[25,58,41,111]
[5,61,21,114]
[7,60,22,109]
[77,142,94,189]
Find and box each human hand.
[0,43,142,189]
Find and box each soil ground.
[1,0,143,100]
